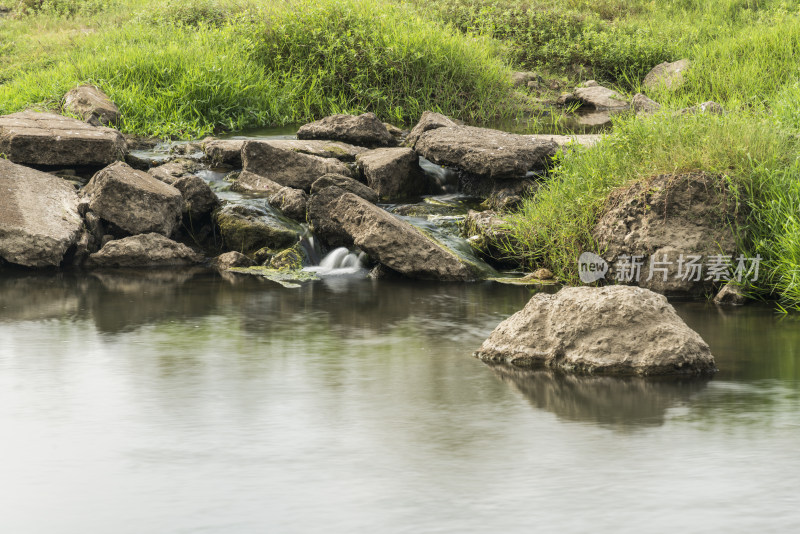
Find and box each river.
[0,271,798,533]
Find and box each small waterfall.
[304,247,367,276]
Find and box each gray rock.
[212,251,255,270]
[415,126,557,180]
[511,71,538,88]
[149,161,219,218]
[0,158,82,267]
[475,286,717,376]
[714,282,748,306]
[310,173,378,203]
[405,111,458,148]
[296,113,396,148]
[0,111,126,166]
[82,161,183,237]
[312,190,478,281]
[63,85,121,127]
[230,171,284,196]
[213,204,300,255]
[528,134,602,148]
[644,59,690,91]
[680,101,724,115]
[569,85,629,110]
[357,147,436,201]
[592,172,740,297]
[241,140,351,191]
[269,186,308,221]
[87,233,202,267]
[203,138,368,167]
[632,93,661,114]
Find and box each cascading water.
[304,247,367,276]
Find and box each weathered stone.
[632,93,661,114]
[415,126,557,180]
[147,159,199,183]
[592,172,740,297]
[149,161,219,218]
[0,111,126,166]
[528,134,602,148]
[296,113,396,148]
[241,140,351,191]
[357,147,436,200]
[203,138,368,167]
[680,101,724,115]
[63,85,120,126]
[268,244,306,271]
[463,209,516,266]
[644,59,690,91]
[87,233,202,268]
[479,178,538,209]
[82,161,183,237]
[310,173,378,203]
[0,158,82,267]
[532,268,554,280]
[405,111,458,148]
[714,282,748,306]
[212,251,255,269]
[383,123,406,144]
[231,171,284,196]
[569,84,629,110]
[214,204,300,255]
[476,286,717,376]
[511,71,538,88]
[314,190,477,281]
[269,186,308,221]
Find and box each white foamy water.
[304,247,367,276]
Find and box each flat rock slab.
[571,85,629,111]
[297,113,396,148]
[405,111,458,148]
[241,140,352,192]
[203,139,368,167]
[415,126,558,179]
[476,285,717,376]
[82,161,183,237]
[88,233,202,268]
[0,111,125,166]
[0,158,82,267]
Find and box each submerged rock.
[356,147,436,201]
[82,161,183,237]
[241,140,351,192]
[644,59,690,91]
[415,126,557,180]
[312,189,478,281]
[310,173,378,203]
[476,286,717,376]
[0,110,126,166]
[405,111,458,148]
[87,233,203,268]
[63,85,121,127]
[592,172,740,297]
[297,112,396,148]
[214,204,300,255]
[0,158,83,267]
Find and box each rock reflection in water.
[486,364,710,428]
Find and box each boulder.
[357,147,437,200]
[463,209,515,266]
[63,85,121,127]
[307,186,351,244]
[0,111,126,166]
[203,138,368,167]
[475,286,717,376]
[213,204,300,255]
[82,161,183,237]
[632,93,661,114]
[644,59,690,91]
[0,158,82,267]
[149,161,219,218]
[313,190,477,281]
[405,111,458,148]
[415,126,557,180]
[212,251,255,269]
[714,282,747,306]
[296,113,396,148]
[310,173,378,203]
[568,84,629,110]
[241,140,351,191]
[592,172,740,296]
[479,178,538,209]
[268,186,308,221]
[87,233,203,268]
[231,171,284,196]
[383,123,406,144]
[268,244,306,271]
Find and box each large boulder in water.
[356,147,437,201]
[310,173,378,203]
[82,161,184,237]
[87,233,202,268]
[297,113,396,148]
[592,172,740,297]
[0,158,83,267]
[63,84,121,127]
[213,204,301,255]
[311,187,477,281]
[240,140,352,192]
[415,126,557,180]
[475,286,717,376]
[0,110,126,166]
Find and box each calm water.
[1,271,798,533]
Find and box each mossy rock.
[214,204,301,255]
[268,244,307,271]
[227,266,319,288]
